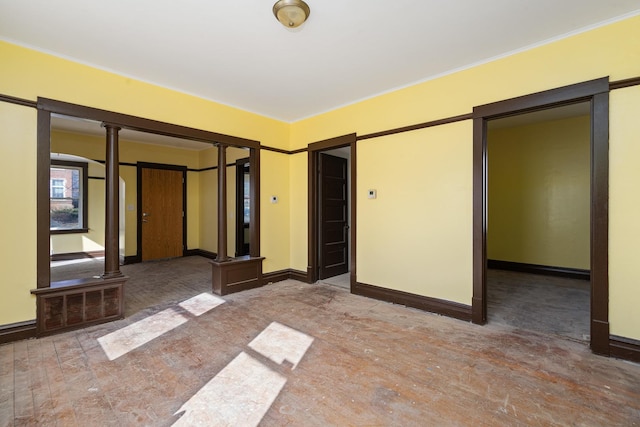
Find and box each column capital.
[101,122,122,131]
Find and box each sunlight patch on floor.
[98,308,188,360]
[179,292,225,316]
[248,321,314,369]
[98,293,225,361]
[173,352,286,426]
[173,322,314,426]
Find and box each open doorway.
[308,133,357,290]
[485,103,591,342]
[472,77,610,355]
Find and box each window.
[50,179,65,198]
[50,160,88,233]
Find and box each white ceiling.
[1,1,639,122]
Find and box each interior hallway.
[2,257,639,425]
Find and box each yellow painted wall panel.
[357,121,473,304]
[120,167,137,255]
[261,150,290,273]
[186,171,200,250]
[609,86,640,340]
[199,169,218,253]
[0,103,37,324]
[289,154,308,272]
[487,115,591,269]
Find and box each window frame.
[50,160,89,234]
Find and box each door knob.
[142,212,151,217]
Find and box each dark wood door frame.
[472,77,610,355]
[136,162,187,262]
[308,133,357,286]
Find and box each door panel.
[319,153,348,279]
[141,168,184,261]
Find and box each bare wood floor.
[2,257,639,426]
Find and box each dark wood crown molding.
[37,97,259,149]
[0,94,37,108]
[609,77,640,91]
[357,113,473,141]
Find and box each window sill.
[50,228,89,235]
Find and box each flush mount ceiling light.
[273,0,310,28]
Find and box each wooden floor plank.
[0,342,15,427]
[11,340,33,424]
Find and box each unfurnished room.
[1,1,640,425]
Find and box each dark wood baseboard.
[488,259,590,280]
[51,251,105,261]
[290,269,310,283]
[353,282,472,322]
[123,255,141,265]
[185,249,217,260]
[126,249,217,265]
[263,269,290,284]
[610,335,640,363]
[0,320,37,345]
[263,269,309,284]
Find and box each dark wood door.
[141,168,184,261]
[235,159,250,257]
[319,153,348,279]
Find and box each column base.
[210,256,265,296]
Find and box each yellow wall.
[290,15,640,339]
[0,103,36,324]
[261,150,291,273]
[487,115,590,269]
[357,122,472,303]
[289,154,308,272]
[609,85,640,339]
